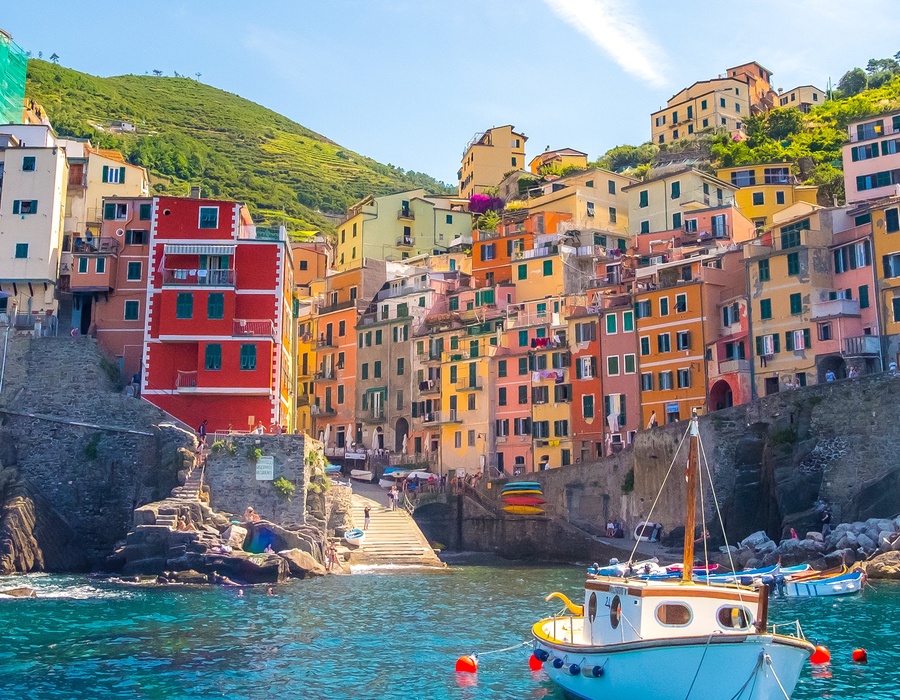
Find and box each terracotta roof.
[97,149,126,163]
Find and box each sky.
[4,1,900,186]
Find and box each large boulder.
[740,531,770,550]
[857,533,877,552]
[756,540,777,555]
[0,587,37,598]
[278,548,326,578]
[864,551,900,579]
[245,521,325,564]
[222,525,248,550]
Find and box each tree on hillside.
[152,69,162,76]
[866,58,900,88]
[743,113,768,147]
[49,53,59,64]
[766,108,804,141]
[838,68,868,97]
[592,143,658,172]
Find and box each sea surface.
[0,560,895,699]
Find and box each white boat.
[343,528,365,547]
[378,478,394,489]
[531,410,814,700]
[350,469,373,482]
[785,570,864,597]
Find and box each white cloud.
[541,0,668,87]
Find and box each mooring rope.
[473,640,532,657]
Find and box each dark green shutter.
[803,328,811,348]
[756,336,763,357]
[785,332,794,351]
[102,165,109,183]
[104,203,115,220]
[30,200,37,213]
[773,334,780,353]
[119,166,126,184]
[12,201,19,214]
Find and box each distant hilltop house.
[109,121,136,133]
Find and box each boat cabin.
[582,578,760,645]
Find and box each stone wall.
[203,434,315,529]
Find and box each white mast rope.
[698,437,710,576]
[627,422,692,566]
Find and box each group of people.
[605,521,624,538]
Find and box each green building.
[0,28,27,125]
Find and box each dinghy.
[343,528,365,547]
[785,570,864,597]
[350,469,373,482]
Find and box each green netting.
[0,31,27,124]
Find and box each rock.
[762,552,780,567]
[167,569,208,585]
[740,531,770,549]
[719,545,737,554]
[878,531,894,552]
[278,548,326,578]
[223,525,248,550]
[745,558,762,570]
[865,528,881,545]
[850,522,866,535]
[857,533,876,552]
[756,540,777,555]
[805,531,824,543]
[892,537,900,552]
[864,551,900,579]
[0,587,36,598]
[823,550,847,569]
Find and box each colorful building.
[716,163,818,229]
[141,195,293,432]
[459,125,527,199]
[843,112,900,204]
[334,190,470,270]
[528,148,588,175]
[776,85,826,113]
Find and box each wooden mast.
[682,408,700,582]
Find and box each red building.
[141,196,292,432]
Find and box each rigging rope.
[764,653,792,700]
[473,640,532,656]
[683,631,717,700]
[627,422,692,565]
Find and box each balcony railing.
[397,236,414,247]
[420,410,462,425]
[176,370,198,390]
[310,404,336,416]
[73,237,118,254]
[233,319,275,338]
[316,336,338,349]
[811,298,860,319]
[296,394,312,407]
[398,209,415,220]
[844,335,880,356]
[455,380,483,392]
[718,359,751,374]
[363,409,386,425]
[162,268,235,286]
[318,298,366,315]
[315,369,337,381]
[417,380,440,395]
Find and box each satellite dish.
[115,228,125,237]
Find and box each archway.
[709,379,734,411]
[395,417,409,453]
[817,355,846,383]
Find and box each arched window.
[655,603,692,626]
[717,606,753,630]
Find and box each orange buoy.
[528,654,543,671]
[455,655,478,673]
[852,648,868,663]
[810,646,831,664]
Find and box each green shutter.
[852,147,859,162]
[30,200,37,213]
[104,203,115,220]
[119,166,126,184]
[785,331,794,351]
[803,328,811,348]
[860,285,869,309]
[756,336,763,356]
[12,200,19,215]
[102,165,109,183]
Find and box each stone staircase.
[349,492,443,567]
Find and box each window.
[518,330,528,347]
[780,219,810,249]
[786,252,800,276]
[752,192,764,206]
[659,371,673,390]
[671,181,680,199]
[790,293,802,315]
[518,357,528,375]
[532,421,550,439]
[543,259,553,276]
[124,300,140,320]
[818,322,833,341]
[676,331,691,350]
[776,191,785,205]
[701,99,708,110]
[13,200,37,215]
[607,179,617,195]
[659,297,669,316]
[717,606,752,630]
[606,314,617,335]
[635,300,652,319]
[205,344,222,371]
[337,385,345,405]
[658,333,671,353]
[198,207,219,229]
[672,212,682,229]
[511,157,517,167]
[624,354,636,374]
[657,603,692,626]
[339,320,346,337]
[454,432,461,449]
[397,358,404,375]
[885,253,900,278]
[640,336,650,356]
[240,344,257,370]
[586,202,595,218]
[554,420,569,438]
[894,297,900,322]
[641,373,653,391]
[720,98,726,108]
[176,293,193,319]
[532,385,549,404]
[375,329,382,345]
[518,385,528,404]
[208,293,224,319]
[125,230,148,245]
[15,243,29,259]
[498,387,507,407]
[758,259,770,282]
[77,256,88,273]
[887,209,900,233]
[361,363,369,380]
[468,394,475,411]
[675,293,687,313]
[639,190,649,208]
[374,361,381,378]
[760,299,772,320]
[677,368,691,388]
[702,118,709,128]
[607,355,620,376]
[22,156,36,171]
[138,203,151,220]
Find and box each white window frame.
[198,206,220,229]
[607,355,620,377]
[107,167,121,183]
[641,372,653,391]
[659,296,670,316]
[793,330,805,350]
[606,313,617,335]
[677,368,691,389]
[675,293,687,313]
[640,336,651,356]
[624,353,637,374]
[114,202,128,220]
[77,257,88,274]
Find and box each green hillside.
[25,60,453,234]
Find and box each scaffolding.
[0,28,27,125]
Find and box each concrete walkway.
[348,482,443,567]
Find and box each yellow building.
[650,62,773,144]
[334,190,470,270]
[624,168,736,235]
[528,148,588,175]
[776,85,826,113]
[459,125,527,199]
[716,163,818,229]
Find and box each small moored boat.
[343,528,365,547]
[350,470,373,482]
[785,570,864,597]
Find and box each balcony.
[233,319,275,338]
[844,335,880,356]
[315,369,338,381]
[398,209,415,220]
[362,409,386,425]
[296,394,312,407]
[718,359,751,374]
[455,380,483,392]
[316,336,338,349]
[397,235,414,248]
[318,298,366,315]
[514,245,558,261]
[812,298,860,320]
[162,268,235,287]
[176,371,198,392]
[421,410,462,425]
[73,237,119,254]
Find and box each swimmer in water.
[238,589,243,597]
[267,587,274,596]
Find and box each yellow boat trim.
[545,592,583,616]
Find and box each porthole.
[609,595,622,629]
[717,606,753,630]
[588,592,597,623]
[655,603,692,626]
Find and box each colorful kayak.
[503,505,545,515]
[502,489,544,496]
[785,570,864,597]
[502,495,547,507]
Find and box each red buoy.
[528,654,543,671]
[852,648,868,663]
[456,655,478,673]
[810,646,831,664]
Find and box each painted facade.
[716,163,818,229]
[843,112,900,204]
[459,125,527,199]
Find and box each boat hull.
[785,571,863,597]
[503,505,545,514]
[534,633,811,700]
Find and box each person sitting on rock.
[177,516,190,531]
[243,506,261,522]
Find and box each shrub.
[210,440,224,454]
[84,432,102,460]
[247,446,262,463]
[273,477,295,501]
[621,468,635,494]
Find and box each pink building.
[596,298,640,446]
[843,112,900,204]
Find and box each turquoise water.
[0,564,895,699]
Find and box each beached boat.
[785,570,864,597]
[501,495,547,507]
[343,529,365,547]
[503,505,545,515]
[350,470,373,482]
[530,410,814,700]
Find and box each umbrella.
[347,424,353,445]
[401,433,408,454]
[323,423,331,448]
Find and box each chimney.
[190,186,201,199]
[778,88,783,95]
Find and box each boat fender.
[552,657,564,669]
[528,654,544,671]
[581,665,604,678]
[545,592,584,616]
[534,648,550,662]
[810,646,830,664]
[567,663,581,676]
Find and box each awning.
[163,244,236,256]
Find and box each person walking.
[198,419,208,447]
[825,369,836,382]
[364,505,371,531]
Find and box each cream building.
[459,125,527,198]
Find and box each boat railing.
[769,620,805,640]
